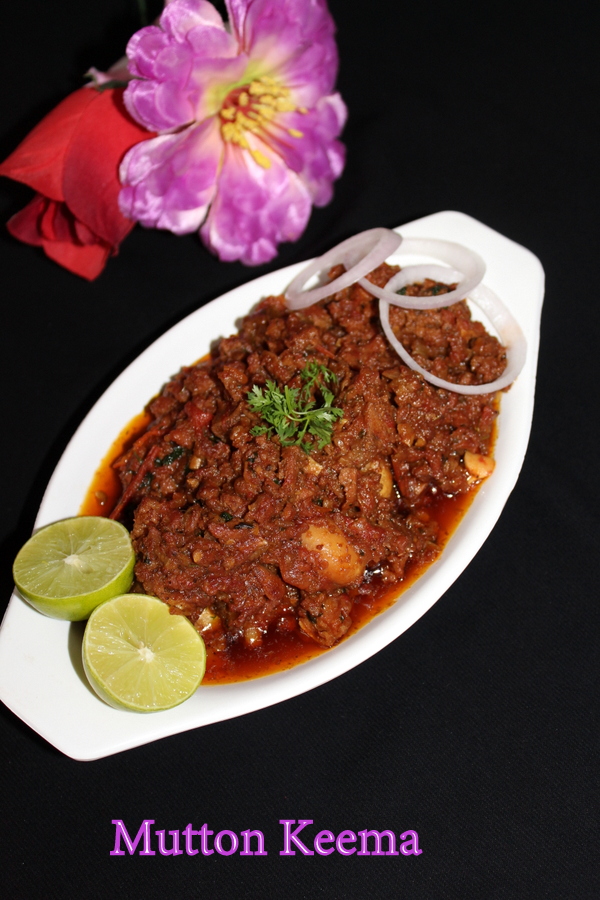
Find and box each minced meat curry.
[108,265,506,660]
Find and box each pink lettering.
[240,829,268,856]
[335,830,357,856]
[279,820,314,856]
[314,830,335,856]
[110,819,155,856]
[399,830,422,856]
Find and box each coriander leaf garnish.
[247,363,343,452]
[299,361,337,394]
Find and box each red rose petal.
[7,193,111,279]
[43,239,112,281]
[1,86,155,279]
[0,89,96,201]
[6,195,47,246]
[64,88,154,245]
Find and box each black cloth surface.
[1,1,598,897]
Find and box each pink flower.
[119,0,347,265]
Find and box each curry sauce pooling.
[82,265,506,683]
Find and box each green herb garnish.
[247,363,343,453]
[140,472,154,489]
[154,446,185,467]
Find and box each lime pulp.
[82,593,206,712]
[13,516,135,621]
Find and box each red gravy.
[80,411,488,684]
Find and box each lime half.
[82,594,206,712]
[13,516,135,621]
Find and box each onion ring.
[359,237,486,309]
[285,228,402,310]
[285,227,526,395]
[379,283,527,395]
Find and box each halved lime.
[82,594,206,712]
[13,516,135,621]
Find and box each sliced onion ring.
[359,237,486,309]
[379,283,527,395]
[285,228,402,310]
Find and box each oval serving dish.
[0,211,545,760]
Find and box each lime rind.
[82,594,206,712]
[13,516,135,621]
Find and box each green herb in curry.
[154,445,186,467]
[247,363,343,453]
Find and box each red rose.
[0,87,152,280]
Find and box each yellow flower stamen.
[250,148,271,168]
[219,77,305,170]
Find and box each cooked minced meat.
[111,265,505,650]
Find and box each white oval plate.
[0,211,544,760]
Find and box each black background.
[1,1,598,897]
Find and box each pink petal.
[265,93,347,204]
[163,0,239,60]
[119,119,222,234]
[277,38,339,107]
[242,0,339,102]
[161,0,230,43]
[225,0,249,45]
[200,139,312,264]
[125,76,196,133]
[126,27,173,80]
